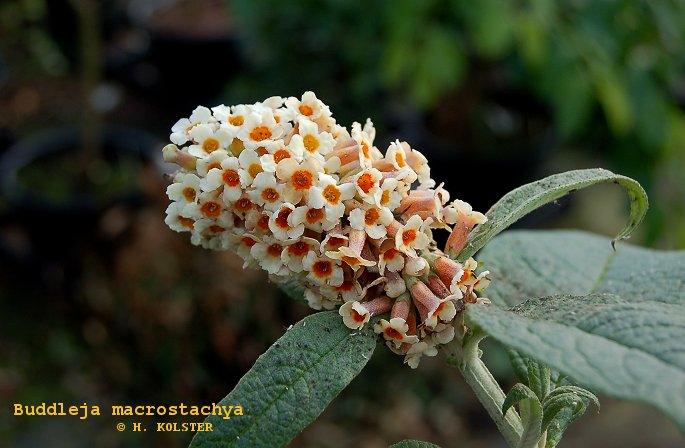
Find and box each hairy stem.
[444,325,523,447]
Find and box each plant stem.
[444,325,523,447]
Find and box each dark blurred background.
[1,0,684,447]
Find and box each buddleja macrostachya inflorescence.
[162,92,491,368]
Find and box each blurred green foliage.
[228,0,685,246]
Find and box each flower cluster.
[162,92,491,368]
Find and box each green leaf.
[389,440,442,448]
[541,394,588,436]
[456,169,648,261]
[507,349,530,384]
[466,294,685,433]
[502,383,540,417]
[502,384,543,448]
[526,359,551,401]
[545,404,586,448]
[189,311,377,448]
[542,386,599,432]
[478,230,685,307]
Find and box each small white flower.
[395,215,431,257]
[268,202,304,241]
[164,202,196,233]
[275,157,322,204]
[285,91,331,121]
[303,251,344,287]
[166,173,201,206]
[354,168,383,206]
[248,172,285,211]
[201,156,244,201]
[290,118,336,163]
[237,110,284,149]
[170,106,214,145]
[188,124,232,158]
[289,205,336,232]
[404,341,438,369]
[238,149,265,186]
[196,150,230,177]
[304,287,338,310]
[374,317,419,347]
[349,203,394,240]
[339,301,370,329]
[258,140,301,172]
[386,139,410,170]
[378,247,405,274]
[281,237,320,272]
[251,239,288,275]
[308,174,356,222]
[378,178,404,210]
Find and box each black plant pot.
[107,0,243,120]
[0,125,160,271]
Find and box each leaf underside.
[457,168,648,261]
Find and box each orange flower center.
[312,260,333,278]
[182,187,196,202]
[261,187,280,202]
[291,170,313,190]
[256,146,268,156]
[384,327,402,340]
[395,152,406,167]
[435,302,445,316]
[288,241,310,256]
[222,169,240,187]
[234,198,253,212]
[202,138,220,153]
[248,163,263,178]
[229,115,244,126]
[303,134,319,153]
[257,214,270,230]
[306,208,325,224]
[299,104,313,116]
[249,126,272,141]
[380,189,390,206]
[209,225,225,233]
[364,208,380,226]
[402,229,417,245]
[337,280,354,292]
[352,309,367,323]
[327,236,345,247]
[229,138,244,154]
[267,243,283,257]
[179,217,195,229]
[275,208,292,229]
[201,201,222,218]
[382,248,399,261]
[322,184,341,204]
[357,173,374,194]
[361,141,370,158]
[207,162,222,171]
[241,236,256,247]
[273,149,291,163]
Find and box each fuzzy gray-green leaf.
[502,383,540,416]
[189,311,376,448]
[466,299,685,432]
[526,359,551,401]
[478,230,685,307]
[457,169,648,261]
